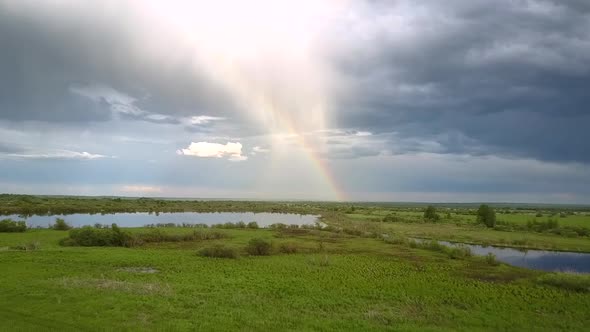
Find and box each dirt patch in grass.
[58,277,173,295]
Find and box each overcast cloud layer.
[1,0,589,203]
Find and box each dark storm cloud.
[0,2,238,124]
[1,0,589,165]
[330,0,590,163]
[0,142,21,153]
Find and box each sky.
[1,0,589,203]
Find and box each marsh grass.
[140,229,228,243]
[0,219,27,232]
[278,242,299,254]
[485,253,499,266]
[10,241,40,251]
[537,272,590,292]
[61,226,230,247]
[198,245,239,259]
[386,238,472,260]
[2,224,590,331]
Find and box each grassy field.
[344,210,590,228]
[1,227,590,331]
[2,196,590,330]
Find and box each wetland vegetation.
[1,195,590,331]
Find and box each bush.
[344,228,365,236]
[526,218,559,232]
[383,236,409,246]
[447,246,472,259]
[382,213,401,223]
[269,223,287,230]
[199,245,239,259]
[52,218,72,230]
[247,221,259,229]
[0,219,27,232]
[485,253,499,266]
[423,240,445,252]
[423,206,440,222]
[477,205,496,228]
[246,238,272,256]
[61,223,134,247]
[278,242,299,254]
[131,229,229,243]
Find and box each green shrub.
[198,245,239,259]
[278,242,299,254]
[537,273,590,292]
[423,206,440,222]
[447,246,472,259]
[477,205,496,228]
[512,239,529,246]
[383,236,408,246]
[10,241,40,251]
[247,221,259,229]
[136,229,229,243]
[52,218,72,230]
[342,228,363,236]
[61,223,134,247]
[382,213,401,222]
[0,219,27,232]
[485,253,499,266]
[63,226,118,246]
[423,240,445,252]
[246,238,272,256]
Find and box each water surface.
[415,238,590,273]
[6,212,319,228]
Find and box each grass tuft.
[198,245,239,259]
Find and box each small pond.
[414,238,590,273]
[5,212,320,228]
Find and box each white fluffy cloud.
[177,142,247,161]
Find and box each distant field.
[496,213,590,227]
[344,209,590,229]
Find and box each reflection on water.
[6,212,319,228]
[414,238,590,273]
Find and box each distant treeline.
[1,194,588,216]
[0,194,334,216]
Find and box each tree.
[423,206,440,222]
[477,204,496,228]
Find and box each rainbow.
[267,104,346,202]
[205,61,346,200]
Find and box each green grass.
[496,213,590,228]
[387,221,590,252]
[1,227,590,331]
